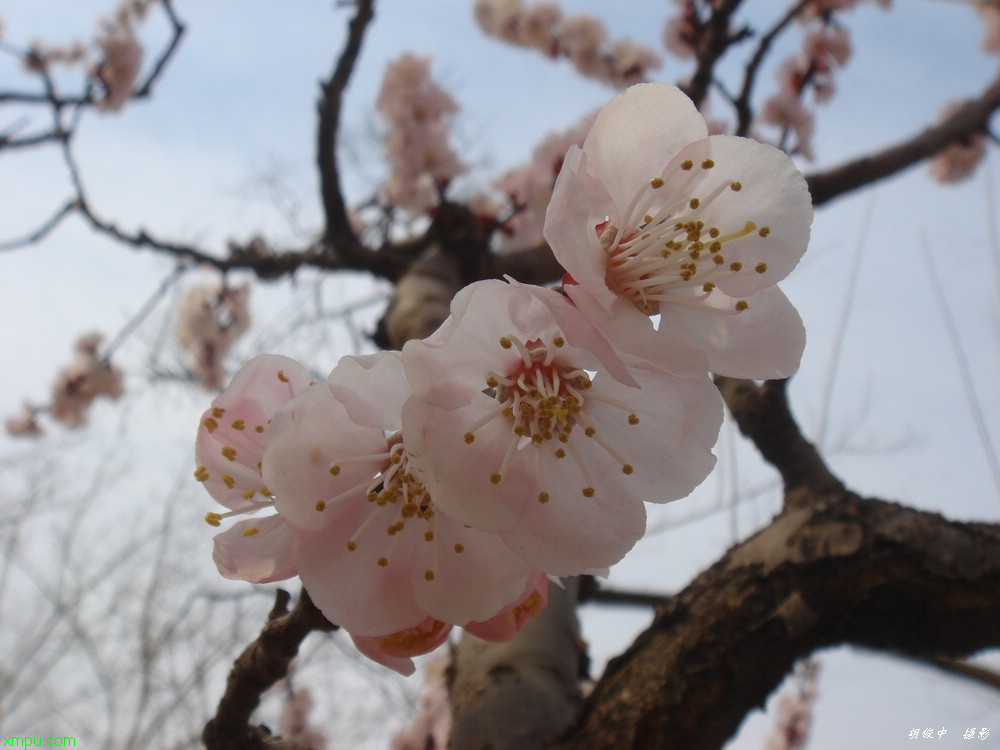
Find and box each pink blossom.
[351,617,454,677]
[262,351,541,639]
[176,284,251,390]
[402,280,722,576]
[545,83,812,379]
[5,404,43,438]
[517,3,561,53]
[765,658,820,750]
[493,112,596,253]
[928,101,987,183]
[376,54,464,213]
[279,687,327,749]
[94,20,143,112]
[194,354,313,583]
[473,0,523,42]
[804,25,851,69]
[48,333,125,427]
[663,1,698,59]
[759,90,815,157]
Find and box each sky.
[1,1,1000,748]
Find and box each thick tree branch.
[202,588,336,750]
[557,491,1000,750]
[806,66,1000,207]
[449,578,584,750]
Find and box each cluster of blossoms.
[17,0,152,112]
[376,54,466,214]
[6,333,125,437]
[176,283,251,391]
[757,20,853,159]
[195,83,812,673]
[489,112,595,252]
[473,0,660,88]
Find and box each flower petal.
[211,515,297,583]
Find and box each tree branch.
[807,66,1000,207]
[202,588,336,750]
[316,0,375,269]
[557,491,1000,750]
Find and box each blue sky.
[2,1,999,748]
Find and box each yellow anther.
[424,570,435,581]
[346,540,357,551]
[735,300,749,312]
[424,531,434,542]
[231,419,245,430]
[623,464,634,475]
[221,474,235,489]
[582,487,595,498]
[212,407,225,419]
[377,557,388,567]
[584,427,596,437]
[486,376,499,388]
[204,512,222,527]
[703,282,716,292]
[554,448,566,458]
[730,181,742,191]
[628,414,640,425]
[202,417,218,434]
[329,465,341,476]
[464,432,475,444]
[221,446,237,462]
[277,370,289,383]
[553,335,565,348]
[755,262,768,274]
[315,500,326,511]
[242,489,256,500]
[260,486,273,497]
[254,425,265,433]
[490,473,502,484]
[689,198,700,209]
[194,466,209,482]
[650,177,664,188]
[708,227,720,238]
[758,226,770,237]
[702,159,715,169]
[499,336,512,349]
[241,526,259,537]
[538,491,550,504]
[681,160,694,170]
[454,543,465,553]
[730,262,743,272]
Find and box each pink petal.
[264,382,388,531]
[195,355,313,511]
[660,285,806,379]
[212,515,297,583]
[351,617,453,676]
[463,571,549,642]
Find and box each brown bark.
[556,491,1000,750]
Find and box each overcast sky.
[2,1,1000,748]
